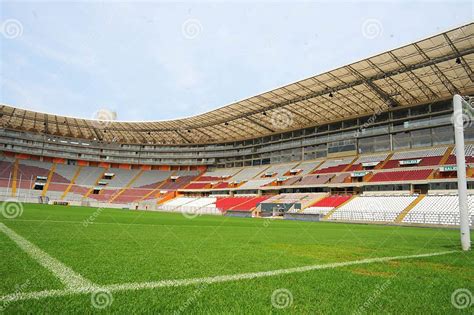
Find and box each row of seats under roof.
[1,144,473,192]
[202,146,465,182]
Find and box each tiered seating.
[105,168,141,188]
[312,195,352,207]
[5,143,473,210]
[17,160,51,189]
[216,196,269,211]
[203,168,240,178]
[185,197,217,208]
[281,176,304,186]
[418,156,444,166]
[0,158,14,188]
[88,189,121,202]
[446,144,474,164]
[403,194,474,225]
[261,163,297,178]
[347,153,389,171]
[263,193,327,210]
[160,174,198,190]
[231,165,268,181]
[184,182,210,189]
[162,197,197,208]
[237,179,274,190]
[213,182,231,189]
[46,164,76,197]
[303,195,351,215]
[112,188,155,203]
[157,197,220,215]
[330,173,349,184]
[74,166,105,186]
[290,174,333,186]
[260,195,283,203]
[369,169,433,182]
[130,170,171,188]
[292,160,322,175]
[62,166,105,199]
[229,196,268,211]
[196,176,222,182]
[331,194,417,222]
[313,157,354,174]
[113,171,172,203]
[216,197,253,211]
[382,147,447,169]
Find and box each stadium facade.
[1,23,473,226]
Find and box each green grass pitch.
[0,203,473,314]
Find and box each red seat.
[184,182,209,189]
[313,164,348,174]
[369,169,432,182]
[310,195,351,207]
[216,196,269,211]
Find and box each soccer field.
[0,203,473,313]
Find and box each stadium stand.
[290,174,333,186]
[230,165,269,181]
[382,147,448,169]
[290,160,322,175]
[216,196,269,212]
[0,23,473,227]
[402,194,474,225]
[369,169,433,182]
[302,195,351,215]
[130,170,171,188]
[313,157,355,174]
[157,197,221,215]
[330,194,418,222]
[260,163,298,178]
[236,179,275,190]
[330,173,350,184]
[347,153,390,171]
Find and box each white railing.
[155,205,222,215]
[329,210,473,226]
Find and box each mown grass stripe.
[0,250,457,303]
[0,222,95,291]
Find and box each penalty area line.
[0,222,96,291]
[0,250,458,303]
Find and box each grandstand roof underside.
[1,23,474,145]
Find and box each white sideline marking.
[0,250,457,303]
[0,222,95,291]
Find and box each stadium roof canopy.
[1,23,474,145]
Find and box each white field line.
[0,222,96,291]
[0,250,457,303]
[0,219,254,230]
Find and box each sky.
[0,1,472,122]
